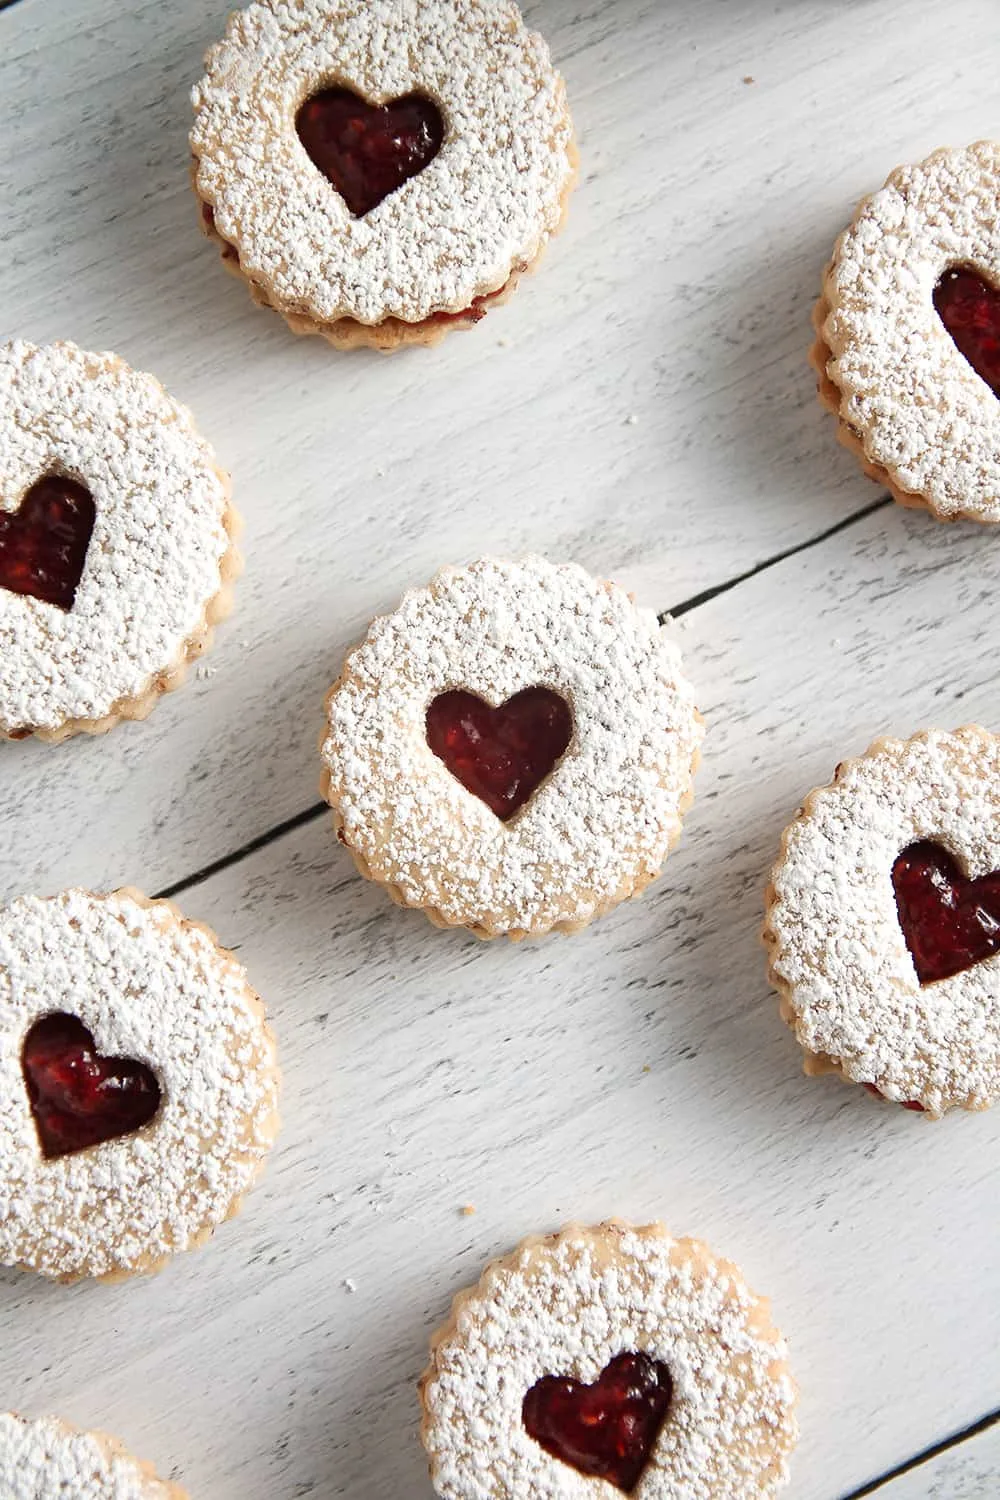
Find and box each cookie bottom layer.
[194,138,579,352]
[810,288,991,524]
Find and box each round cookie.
[320,556,703,939]
[420,1221,797,1499]
[813,141,1000,522]
[0,888,279,1281]
[0,1414,186,1500]
[0,340,238,741]
[190,0,576,349]
[764,726,1000,1115]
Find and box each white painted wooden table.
[1,1,999,1496]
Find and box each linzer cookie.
[0,1414,186,1499]
[190,0,576,350]
[420,1221,797,1499]
[812,141,1000,521]
[319,557,703,939]
[764,727,1000,1116]
[0,340,238,742]
[0,888,279,1281]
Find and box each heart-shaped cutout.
[295,86,445,217]
[934,267,1000,398]
[522,1352,673,1493]
[892,840,1000,984]
[426,687,573,821]
[0,474,95,611]
[22,1013,161,1159]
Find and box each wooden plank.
[6,0,1000,898]
[874,1422,1000,1498]
[1,2,1000,1497]
[0,500,997,1497]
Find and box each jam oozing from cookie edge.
[200,199,507,327]
[425,687,573,821]
[892,839,1000,986]
[933,267,1000,398]
[0,475,95,611]
[295,86,445,218]
[863,1082,926,1113]
[522,1352,674,1493]
[22,1013,161,1159]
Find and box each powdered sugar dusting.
[422,1222,797,1499]
[821,141,1000,520]
[321,557,703,937]
[190,0,575,324]
[0,1415,182,1499]
[766,728,1000,1115]
[0,341,231,734]
[0,890,278,1280]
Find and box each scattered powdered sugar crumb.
[0,1414,179,1499]
[321,556,703,935]
[823,141,1000,519]
[190,0,575,324]
[0,889,278,1280]
[767,727,1000,1114]
[422,1223,797,1499]
[0,340,230,734]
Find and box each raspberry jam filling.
[892,839,1000,985]
[296,87,445,218]
[22,1013,161,1159]
[933,267,1000,398]
[426,687,573,821]
[863,1083,926,1113]
[0,474,95,611]
[522,1352,673,1493]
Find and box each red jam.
[296,87,444,217]
[0,475,95,611]
[863,1083,926,1113]
[933,267,1000,398]
[892,839,1000,985]
[522,1352,673,1493]
[22,1013,161,1159]
[426,687,573,821]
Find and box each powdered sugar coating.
[0,340,233,735]
[820,142,1000,521]
[421,1222,797,1500]
[321,557,703,937]
[765,728,1000,1115]
[0,1415,184,1500]
[190,0,575,325]
[0,889,279,1280]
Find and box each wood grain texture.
[876,1423,1000,1498]
[3,0,1000,899]
[0,1,999,1498]
[2,491,999,1499]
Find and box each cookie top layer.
[0,340,233,735]
[190,0,575,325]
[0,889,278,1280]
[766,727,1000,1115]
[820,141,1000,520]
[421,1221,797,1499]
[0,1414,184,1499]
[321,556,703,937]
